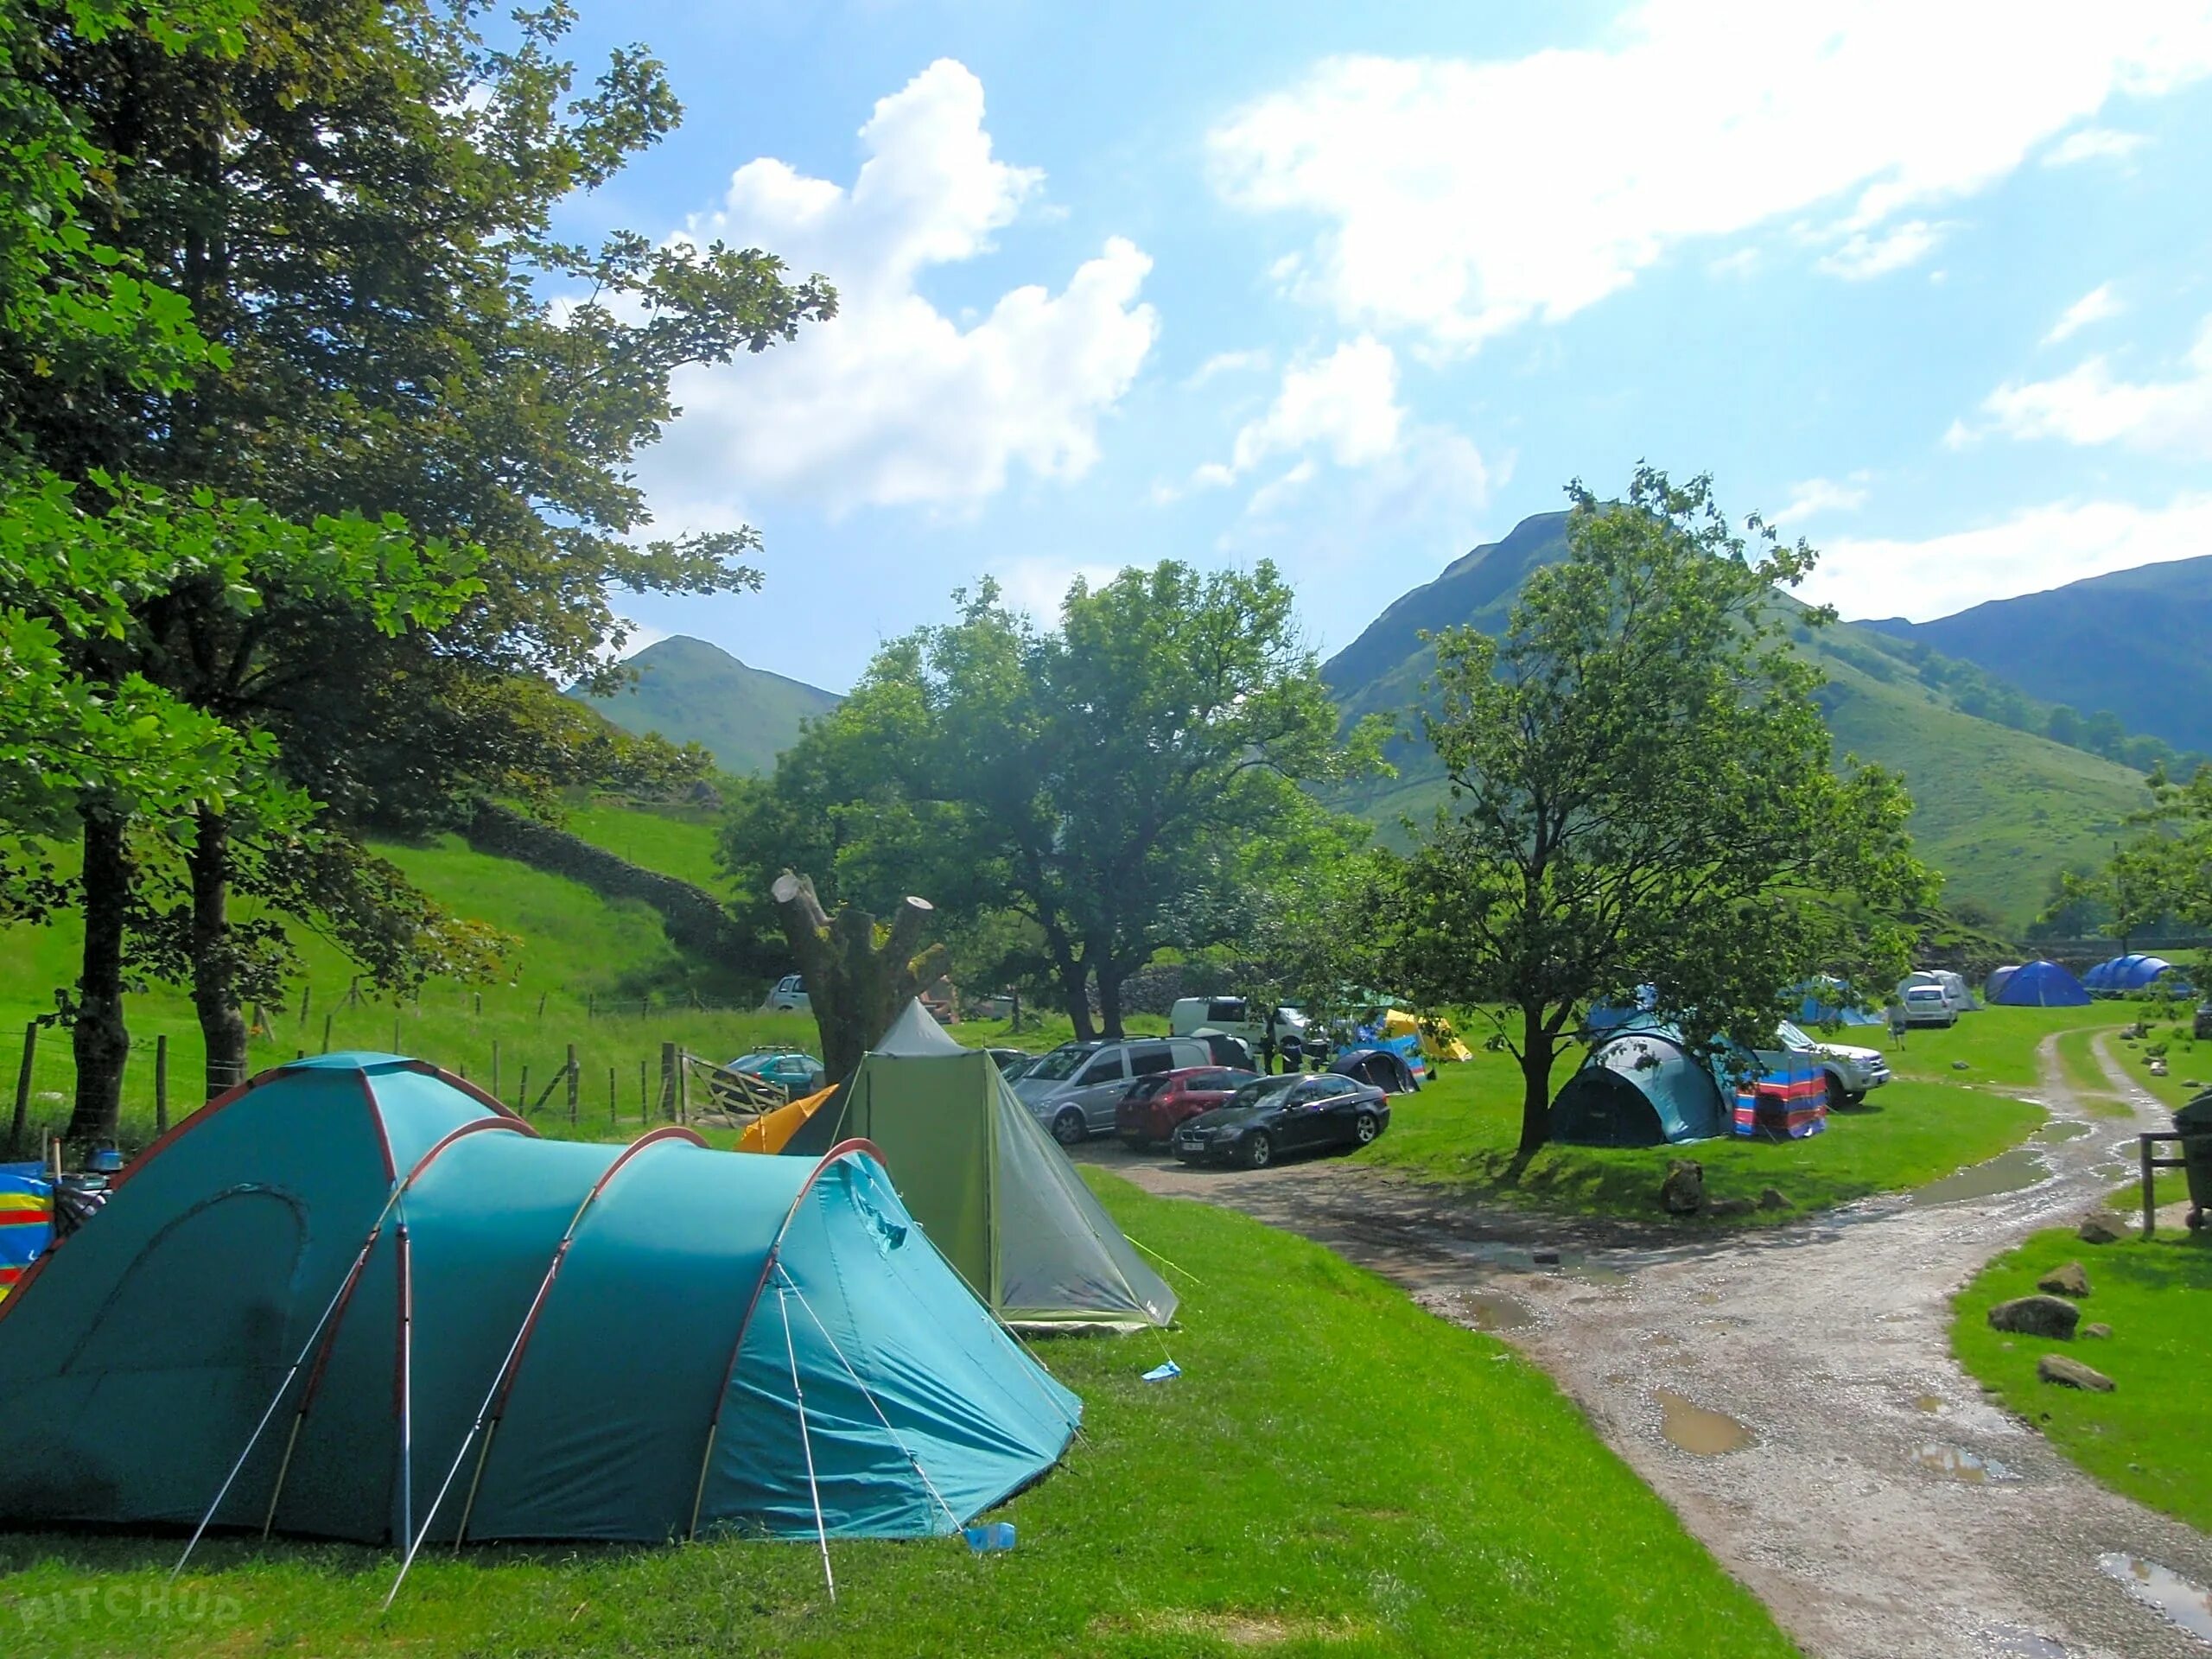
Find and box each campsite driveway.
[1084,1039,2212,1659]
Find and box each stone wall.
[464,800,753,968]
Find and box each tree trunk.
[1096,958,1126,1041]
[1517,1010,1556,1155]
[771,872,947,1084]
[1043,931,1094,1041]
[65,810,133,1147]
[189,805,250,1099]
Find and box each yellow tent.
[1381,1008,1474,1064]
[737,1084,838,1154]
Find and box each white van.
[1168,996,1306,1051]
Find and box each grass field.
[1952,1228,2212,1535]
[560,798,729,893]
[1876,1002,2115,1090]
[1362,1043,2044,1225]
[0,1173,1799,1659]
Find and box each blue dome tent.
[1791,977,1884,1027]
[1549,1022,1732,1147]
[1985,965,2019,1003]
[1988,959,2090,1007]
[2085,954,2186,995]
[0,1054,1079,1556]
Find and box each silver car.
[1013,1037,1213,1145]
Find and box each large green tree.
[11,0,831,1103]
[723,563,1379,1037]
[1393,468,1930,1154]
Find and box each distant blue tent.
[2085,954,2187,996]
[1985,965,2019,1003]
[1989,959,2090,1007]
[1550,1022,1732,1147]
[1585,985,1658,1033]
[1792,977,1884,1027]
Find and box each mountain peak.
[571,634,841,776]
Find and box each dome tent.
[780,1002,1176,1330]
[1985,964,2019,1003]
[0,1054,1077,1549]
[1988,959,2090,1007]
[2084,954,2184,995]
[1548,1022,1732,1147]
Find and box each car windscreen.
[1024,1046,1096,1083]
[1775,1020,1815,1049]
[1226,1076,1301,1109]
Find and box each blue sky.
[548,2,2212,692]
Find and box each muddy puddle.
[1438,1237,1632,1285]
[1454,1291,1533,1332]
[1908,1147,2051,1207]
[2100,1552,2212,1643]
[1914,1394,1945,1414]
[1912,1442,2016,1483]
[1654,1389,1754,1455]
[2033,1121,2093,1144]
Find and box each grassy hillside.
[560,797,729,893]
[573,634,840,777]
[1862,554,2212,755]
[1325,514,2155,929]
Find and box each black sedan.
[1172,1073,1390,1169]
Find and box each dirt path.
[1087,1038,2211,1658]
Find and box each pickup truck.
[1758,1020,1891,1107]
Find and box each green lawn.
[1876,1003,2116,1090]
[0,1174,1798,1659]
[559,798,730,893]
[1362,1047,2044,1226]
[1952,1228,2212,1534]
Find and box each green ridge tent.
[782,1003,1176,1329]
[0,1053,1078,1546]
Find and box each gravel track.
[1086,1035,2211,1658]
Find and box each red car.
[1116,1066,1262,1148]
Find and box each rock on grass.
[2037,1353,2114,1392]
[1988,1295,2081,1340]
[2036,1262,2090,1298]
[2077,1212,2126,1245]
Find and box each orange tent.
[737,1084,838,1154]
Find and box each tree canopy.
[722,561,1381,1036]
[1390,467,1930,1153]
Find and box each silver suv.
[1012,1037,1213,1145]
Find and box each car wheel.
[1822,1071,1848,1111]
[1052,1109,1087,1147]
[1843,1090,1866,1107]
[1242,1130,1275,1169]
[1352,1110,1380,1147]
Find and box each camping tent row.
[2083,954,2192,995]
[1985,960,2092,1007]
[0,1052,1080,1546]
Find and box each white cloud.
[616,620,671,659]
[2042,282,2125,346]
[650,60,1158,518]
[1186,348,1274,386]
[995,556,1124,620]
[1208,5,2212,350]
[1815,495,2212,621]
[1770,475,1870,527]
[1966,316,2212,458]
[1815,219,1951,280]
[1205,336,1405,483]
[2043,125,2152,165]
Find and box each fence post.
[639,1058,648,1122]
[321,1012,334,1055]
[297,983,310,1028]
[677,1050,690,1126]
[537,991,548,1025]
[474,990,482,1019]
[392,1011,403,1054]
[566,1043,579,1123]
[518,1065,531,1115]
[659,1042,676,1122]
[608,1065,617,1122]
[154,1034,169,1135]
[2141,1133,2157,1240]
[10,1022,34,1153]
[492,1039,501,1102]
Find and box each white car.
[1900,985,1958,1028]
[764,974,810,1014]
[1168,995,1306,1052]
[1758,1020,1891,1107]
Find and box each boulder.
[2036,1262,2091,1298]
[1952,1060,1970,1071]
[1660,1160,1706,1216]
[2077,1212,2127,1245]
[1987,1295,2081,1340]
[2083,1322,2113,1339]
[1758,1187,1795,1211]
[2037,1354,2114,1392]
[1707,1197,1757,1217]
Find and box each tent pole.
[260,1414,304,1541]
[451,1419,499,1552]
[396,1217,415,1561]
[779,1287,836,1603]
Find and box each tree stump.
[772,872,949,1083]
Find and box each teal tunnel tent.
[0,1054,1079,1546]
[1548,1022,1732,1147]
